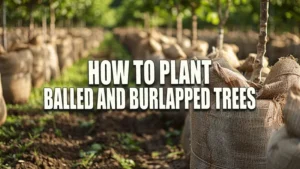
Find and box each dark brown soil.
[1,109,188,169]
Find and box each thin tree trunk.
[1,0,7,50]
[192,9,197,46]
[17,19,22,27]
[176,14,182,44]
[144,13,150,31]
[251,0,269,83]
[167,19,172,37]
[42,12,47,40]
[50,0,56,36]
[28,8,34,41]
[217,26,224,50]
[217,0,231,50]
[66,18,71,31]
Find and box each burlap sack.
[0,49,33,75]
[29,35,44,46]
[223,43,239,54]
[207,48,240,68]
[56,36,73,71]
[239,53,269,72]
[29,44,48,88]
[180,38,192,49]
[223,44,240,67]
[72,37,85,61]
[209,62,250,90]
[181,113,191,157]
[181,62,248,158]
[45,44,60,81]
[184,40,209,59]
[266,126,300,169]
[190,98,282,169]
[212,58,239,73]
[8,40,30,52]
[162,44,187,59]
[244,67,270,81]
[124,32,146,55]
[190,61,282,168]
[134,38,162,60]
[258,56,300,99]
[160,35,176,45]
[148,29,162,42]
[283,84,300,138]
[1,73,32,104]
[0,44,5,54]
[0,75,7,126]
[0,49,33,104]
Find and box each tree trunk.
[192,9,197,46]
[167,19,172,37]
[66,18,71,31]
[176,13,182,44]
[28,8,34,41]
[1,0,7,50]
[42,12,47,40]
[217,26,224,50]
[217,0,231,50]
[144,13,150,31]
[50,0,56,36]
[17,19,22,27]
[251,0,269,83]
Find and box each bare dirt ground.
[0,34,189,169]
[1,109,188,169]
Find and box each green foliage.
[117,133,141,152]
[4,0,300,31]
[112,149,135,169]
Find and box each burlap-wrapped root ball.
[181,62,249,159]
[207,48,240,69]
[45,44,60,81]
[239,53,270,81]
[258,56,300,99]
[283,84,300,138]
[162,44,187,59]
[188,63,282,169]
[72,37,85,61]
[0,49,33,104]
[183,40,209,59]
[267,126,300,169]
[29,43,47,88]
[0,75,7,126]
[56,36,73,71]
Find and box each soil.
[1,109,189,169]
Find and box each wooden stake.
[251,0,269,83]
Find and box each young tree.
[140,0,157,31]
[175,0,183,43]
[158,0,175,36]
[185,0,201,46]
[216,0,231,50]
[251,0,269,83]
[1,0,7,50]
[49,0,56,36]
